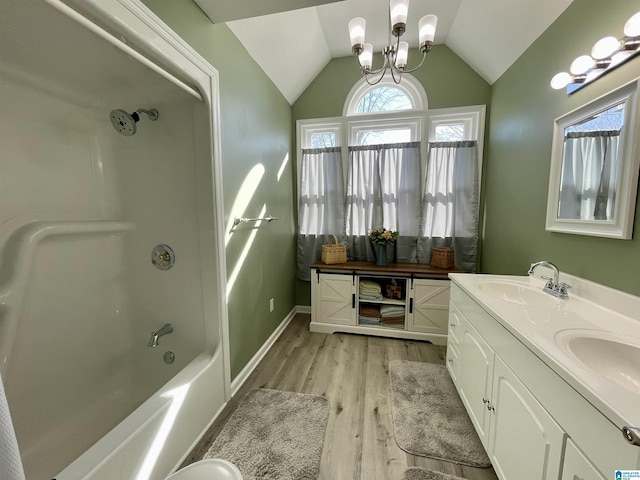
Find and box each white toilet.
[166,459,243,480]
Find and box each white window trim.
[427,105,486,194]
[343,73,428,116]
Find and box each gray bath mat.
[205,388,329,479]
[402,467,466,480]
[389,360,491,467]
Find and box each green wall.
[293,45,492,118]
[483,0,640,296]
[141,0,297,379]
[293,45,493,305]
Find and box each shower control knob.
[151,244,175,270]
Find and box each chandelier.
[348,0,437,85]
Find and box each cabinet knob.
[450,323,456,328]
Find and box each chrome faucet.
[527,261,571,299]
[147,323,174,347]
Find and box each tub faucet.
[527,261,571,299]
[147,323,174,347]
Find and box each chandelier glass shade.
[348,0,437,85]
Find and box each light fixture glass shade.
[359,43,373,70]
[396,41,409,68]
[390,0,410,31]
[570,55,595,75]
[419,14,438,44]
[550,72,572,90]
[611,49,634,66]
[591,36,621,59]
[585,69,605,83]
[624,11,640,37]
[348,17,366,48]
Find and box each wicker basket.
[431,247,455,269]
[321,234,347,264]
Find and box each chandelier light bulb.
[569,55,595,75]
[624,11,640,37]
[348,17,366,52]
[396,41,409,68]
[550,72,573,90]
[419,14,438,45]
[591,36,621,59]
[359,43,373,70]
[390,0,410,36]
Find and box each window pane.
[565,102,624,133]
[356,86,412,113]
[357,128,411,145]
[435,124,465,142]
[310,132,336,148]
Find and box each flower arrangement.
[368,227,399,246]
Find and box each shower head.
[109,108,159,136]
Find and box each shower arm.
[135,109,159,121]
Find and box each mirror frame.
[546,79,640,239]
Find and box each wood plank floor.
[184,313,498,480]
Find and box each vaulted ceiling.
[194,0,574,104]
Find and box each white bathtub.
[0,1,229,478]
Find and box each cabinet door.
[446,341,460,384]
[457,317,494,449]
[448,304,463,346]
[407,280,450,333]
[489,356,565,480]
[561,439,606,480]
[312,273,356,325]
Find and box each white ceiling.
[194,0,574,105]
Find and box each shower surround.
[0,0,230,478]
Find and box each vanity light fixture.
[348,0,437,85]
[551,11,640,92]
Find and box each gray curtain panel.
[559,131,620,221]
[417,141,479,272]
[296,147,345,280]
[296,141,481,278]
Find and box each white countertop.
[449,272,640,431]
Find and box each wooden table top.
[311,260,459,277]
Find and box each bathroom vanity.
[447,273,640,480]
[310,261,457,344]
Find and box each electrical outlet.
[269,298,274,312]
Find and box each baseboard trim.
[296,305,311,314]
[229,306,297,397]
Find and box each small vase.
[375,244,388,266]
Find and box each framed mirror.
[546,80,640,239]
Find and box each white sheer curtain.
[417,141,479,272]
[558,131,620,220]
[296,147,345,280]
[345,142,421,262]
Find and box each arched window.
[343,73,427,116]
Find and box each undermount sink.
[564,334,640,396]
[475,279,556,306]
